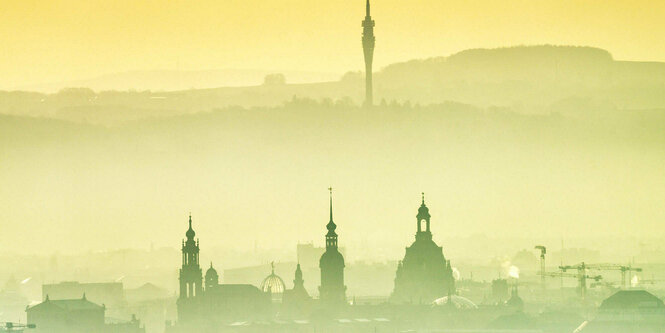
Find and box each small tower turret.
[205,262,219,291]
[416,193,432,241]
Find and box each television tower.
[362,0,375,107]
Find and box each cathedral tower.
[362,0,376,107]
[319,188,347,306]
[179,214,203,299]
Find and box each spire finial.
[271,261,275,274]
[422,192,425,205]
[366,0,371,16]
[328,187,334,222]
[188,213,192,228]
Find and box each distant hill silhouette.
[14,69,339,93]
[1,45,664,123]
[374,45,665,109]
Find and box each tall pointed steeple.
[294,263,304,289]
[329,187,334,223]
[326,187,338,248]
[362,0,376,107]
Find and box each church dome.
[320,249,345,266]
[418,203,430,215]
[417,193,431,219]
[205,265,218,279]
[261,264,285,294]
[432,295,478,309]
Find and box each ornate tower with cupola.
[179,214,203,299]
[319,188,347,306]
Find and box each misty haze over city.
[0,1,664,332]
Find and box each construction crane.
[544,263,603,300]
[560,262,642,289]
[534,245,546,289]
[586,264,642,288]
[1,323,36,332]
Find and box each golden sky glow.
[1,0,664,88]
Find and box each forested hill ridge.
[1,45,664,124]
[375,45,665,109]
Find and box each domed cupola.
[186,214,196,240]
[417,192,431,220]
[205,262,219,290]
[261,262,286,294]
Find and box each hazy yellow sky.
[1,0,664,88]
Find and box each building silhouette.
[204,262,218,291]
[362,0,375,107]
[282,263,312,316]
[175,214,203,324]
[42,281,125,310]
[319,188,347,307]
[579,290,665,332]
[172,215,271,330]
[392,193,455,304]
[26,294,144,333]
[179,214,203,300]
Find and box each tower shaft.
[362,0,375,107]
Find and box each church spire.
[325,187,338,249]
[366,0,371,17]
[186,213,195,241]
[294,263,304,288]
[329,187,334,223]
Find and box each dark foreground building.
[392,193,455,304]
